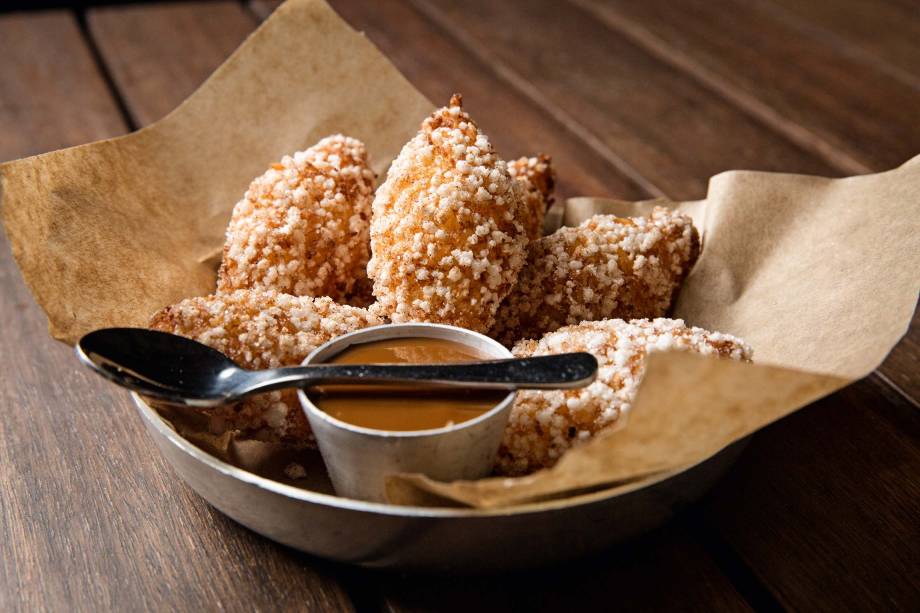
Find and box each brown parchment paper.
[388,353,847,508]
[0,0,431,344]
[388,157,920,507]
[1,0,917,509]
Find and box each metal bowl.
[133,394,744,572]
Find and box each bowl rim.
[133,392,708,519]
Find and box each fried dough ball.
[507,154,555,240]
[491,207,699,346]
[149,290,383,444]
[496,318,752,476]
[217,135,376,302]
[368,94,528,333]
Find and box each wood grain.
[1,1,917,610]
[0,11,124,161]
[701,375,920,611]
[0,8,354,612]
[380,524,752,612]
[878,310,920,403]
[88,1,256,126]
[419,0,840,201]
[766,0,920,88]
[573,0,919,172]
[328,0,648,203]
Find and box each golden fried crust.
[149,290,383,444]
[491,207,700,346]
[507,154,555,240]
[217,135,376,302]
[496,318,752,476]
[368,94,528,333]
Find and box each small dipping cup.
[297,323,516,502]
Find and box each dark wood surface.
[1,1,917,611]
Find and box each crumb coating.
[497,318,752,476]
[368,94,527,333]
[492,207,699,346]
[149,290,383,443]
[218,135,376,302]
[507,154,555,240]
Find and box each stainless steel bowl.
[133,393,745,571]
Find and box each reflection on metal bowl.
[133,393,746,572]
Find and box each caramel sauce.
[308,337,507,431]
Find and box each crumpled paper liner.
[1,0,917,509]
[387,352,846,507]
[389,158,920,506]
[0,0,431,344]
[154,403,334,491]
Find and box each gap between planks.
[567,0,872,176]
[404,0,668,199]
[73,7,140,131]
[758,0,920,92]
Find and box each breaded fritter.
[497,318,752,476]
[491,207,699,346]
[217,135,376,302]
[507,154,555,240]
[149,290,383,443]
[368,94,528,333]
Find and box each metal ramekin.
[297,323,516,502]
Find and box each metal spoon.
[76,328,597,407]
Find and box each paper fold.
[0,0,431,343]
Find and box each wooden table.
[1,1,917,610]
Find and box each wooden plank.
[0,293,357,612]
[327,0,648,203]
[0,11,124,161]
[573,0,919,173]
[766,0,920,88]
[3,4,912,612]
[99,0,646,202]
[418,0,840,201]
[878,310,920,403]
[701,375,920,611]
[871,306,920,408]
[88,1,256,126]
[381,523,753,612]
[0,8,355,612]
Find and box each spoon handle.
[236,352,598,397]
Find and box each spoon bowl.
[76,327,246,406]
